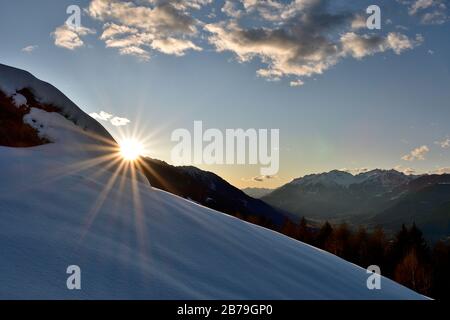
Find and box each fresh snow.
[0,63,113,141]
[0,63,426,299]
[11,93,27,107]
[0,144,426,299]
[24,107,80,143]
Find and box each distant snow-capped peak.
[291,169,414,188]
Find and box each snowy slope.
[0,63,113,141]
[0,64,425,299]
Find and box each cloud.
[151,37,202,56]
[341,32,422,58]
[409,0,435,15]
[88,0,208,58]
[52,24,95,50]
[396,25,409,30]
[401,145,430,161]
[432,167,450,174]
[110,116,131,126]
[351,14,367,30]
[222,1,243,18]
[100,22,139,40]
[243,175,278,182]
[89,110,130,126]
[205,1,423,82]
[421,9,449,24]
[290,79,304,87]
[21,45,38,53]
[89,110,113,121]
[120,46,151,61]
[394,165,416,175]
[435,138,450,148]
[403,0,449,24]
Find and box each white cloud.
[341,32,422,58]
[89,111,113,121]
[119,46,151,61]
[387,33,423,54]
[89,110,130,126]
[100,23,138,40]
[290,79,304,87]
[110,116,131,126]
[88,0,207,58]
[21,45,38,53]
[52,24,95,50]
[151,37,202,56]
[401,145,430,161]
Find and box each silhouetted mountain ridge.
[140,158,288,226]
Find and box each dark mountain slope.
[139,158,288,226]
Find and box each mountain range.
[242,187,273,199]
[262,169,450,241]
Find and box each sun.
[119,138,144,161]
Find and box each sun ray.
[79,158,127,242]
[130,160,149,267]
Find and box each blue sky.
[1,0,449,188]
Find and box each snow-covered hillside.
[0,63,113,141]
[0,64,425,299]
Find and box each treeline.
[238,213,450,299]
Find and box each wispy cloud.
[21,45,38,53]
[394,165,416,175]
[222,0,243,18]
[402,0,450,24]
[401,145,430,161]
[431,167,450,174]
[243,175,278,182]
[435,138,450,148]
